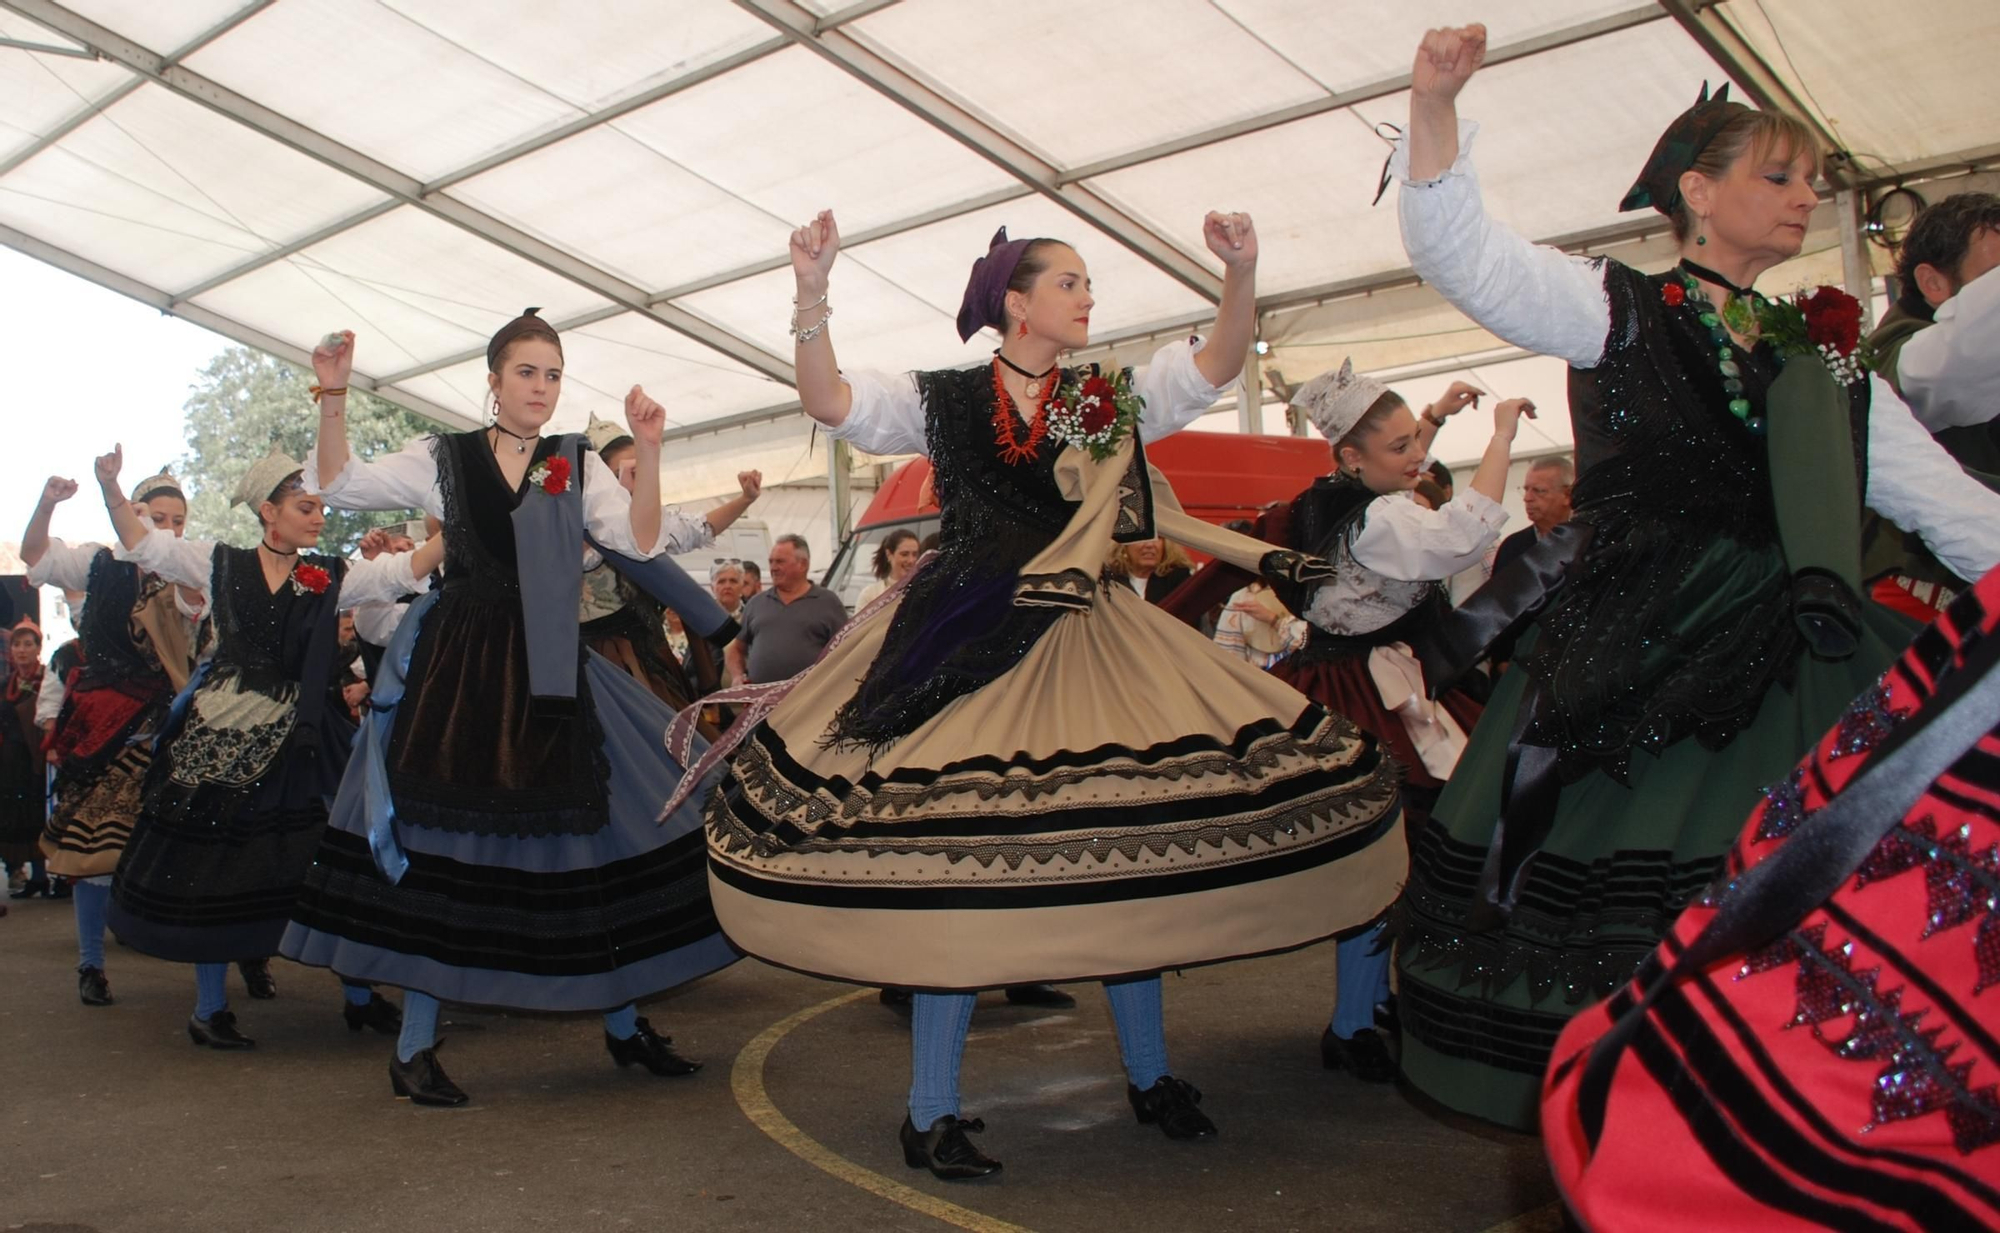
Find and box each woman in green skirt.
[1386,23,2000,1128]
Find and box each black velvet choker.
[1678,258,1758,300]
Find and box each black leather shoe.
[1128,1075,1217,1140]
[343,992,402,1034]
[901,1114,1002,1180]
[605,1016,701,1077]
[187,1009,255,1050]
[879,987,913,1012]
[49,877,71,899]
[389,1047,468,1107]
[238,958,277,1000]
[78,965,113,1006]
[1320,1026,1397,1083]
[1003,983,1076,1009]
[10,877,48,899]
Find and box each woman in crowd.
[100,444,437,1047]
[20,469,202,1006]
[857,528,920,608]
[675,208,1406,1179]
[281,317,736,1107]
[1387,23,2000,1127]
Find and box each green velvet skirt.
[1393,590,1916,1130]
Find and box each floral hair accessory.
[528,455,573,495]
[1046,366,1144,462]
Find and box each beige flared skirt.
[706,585,1407,989]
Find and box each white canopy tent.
[2,0,1996,514]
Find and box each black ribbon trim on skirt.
[707,797,1401,912]
[1574,611,2000,1153]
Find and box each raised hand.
[1430,380,1485,419]
[93,444,123,490]
[625,385,666,446]
[1493,396,1537,438]
[312,330,355,389]
[789,209,840,293]
[737,470,763,502]
[1203,211,1258,268]
[356,528,392,560]
[1413,24,1487,103]
[40,476,78,507]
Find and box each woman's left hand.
[737,470,763,502]
[625,385,666,446]
[1203,211,1258,268]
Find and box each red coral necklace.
[990,357,1057,465]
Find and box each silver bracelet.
[789,291,829,338]
[793,304,832,344]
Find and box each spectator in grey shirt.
[727,535,849,684]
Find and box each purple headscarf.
[955,226,1034,343]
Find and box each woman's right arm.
[20,475,78,569]
[303,332,442,514]
[790,209,928,457]
[1401,25,1611,368]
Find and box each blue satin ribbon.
[362,588,440,885]
[151,657,212,754]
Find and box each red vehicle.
[821,432,1333,603]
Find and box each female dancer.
[0,621,45,893]
[857,528,919,608]
[99,445,436,1046]
[1388,24,2000,1127]
[1163,360,1525,1082]
[281,315,736,1107]
[21,470,202,1005]
[682,210,1407,1178]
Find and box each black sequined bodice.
[825,365,1084,750]
[1526,260,1872,781]
[207,545,342,687]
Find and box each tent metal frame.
[0,0,1995,440]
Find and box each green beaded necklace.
[1677,258,1767,436]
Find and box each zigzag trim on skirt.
[710,709,1395,869]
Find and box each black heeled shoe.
[900,1114,1002,1180]
[1003,983,1076,1009]
[1320,1026,1397,1083]
[389,1047,468,1107]
[879,987,913,1012]
[605,1017,702,1077]
[49,877,71,899]
[238,958,277,1000]
[343,992,402,1034]
[1127,1075,1217,1140]
[77,965,113,1006]
[10,876,48,900]
[187,1009,256,1050]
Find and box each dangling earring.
[1695,221,1707,247]
[1016,320,1028,339]
[486,391,498,425]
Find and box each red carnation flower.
[1801,285,1863,356]
[292,564,331,595]
[542,456,572,495]
[1661,281,1686,307]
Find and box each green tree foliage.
[177,347,434,553]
